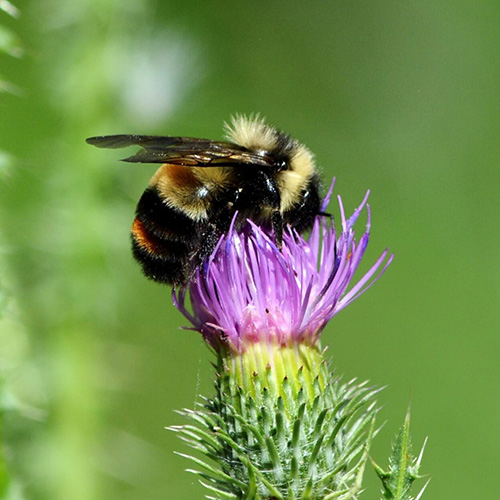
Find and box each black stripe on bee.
[131,187,199,284]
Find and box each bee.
[86,115,322,285]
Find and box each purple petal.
[173,183,392,352]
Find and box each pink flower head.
[173,181,393,352]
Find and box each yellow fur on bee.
[151,164,234,221]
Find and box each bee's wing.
[86,135,275,168]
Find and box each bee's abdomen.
[131,187,198,284]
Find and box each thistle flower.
[174,182,392,352]
[171,182,394,499]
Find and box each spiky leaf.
[372,408,429,500]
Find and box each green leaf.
[371,407,428,500]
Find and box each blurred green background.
[1,1,499,498]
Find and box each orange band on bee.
[131,218,160,255]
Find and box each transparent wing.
[86,134,275,167]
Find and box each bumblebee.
[86,115,322,285]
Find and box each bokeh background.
[1,1,499,499]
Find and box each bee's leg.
[271,210,283,248]
[200,222,221,257]
[187,220,222,280]
[318,210,335,229]
[318,211,332,218]
[253,170,283,246]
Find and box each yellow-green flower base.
[174,340,379,499]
